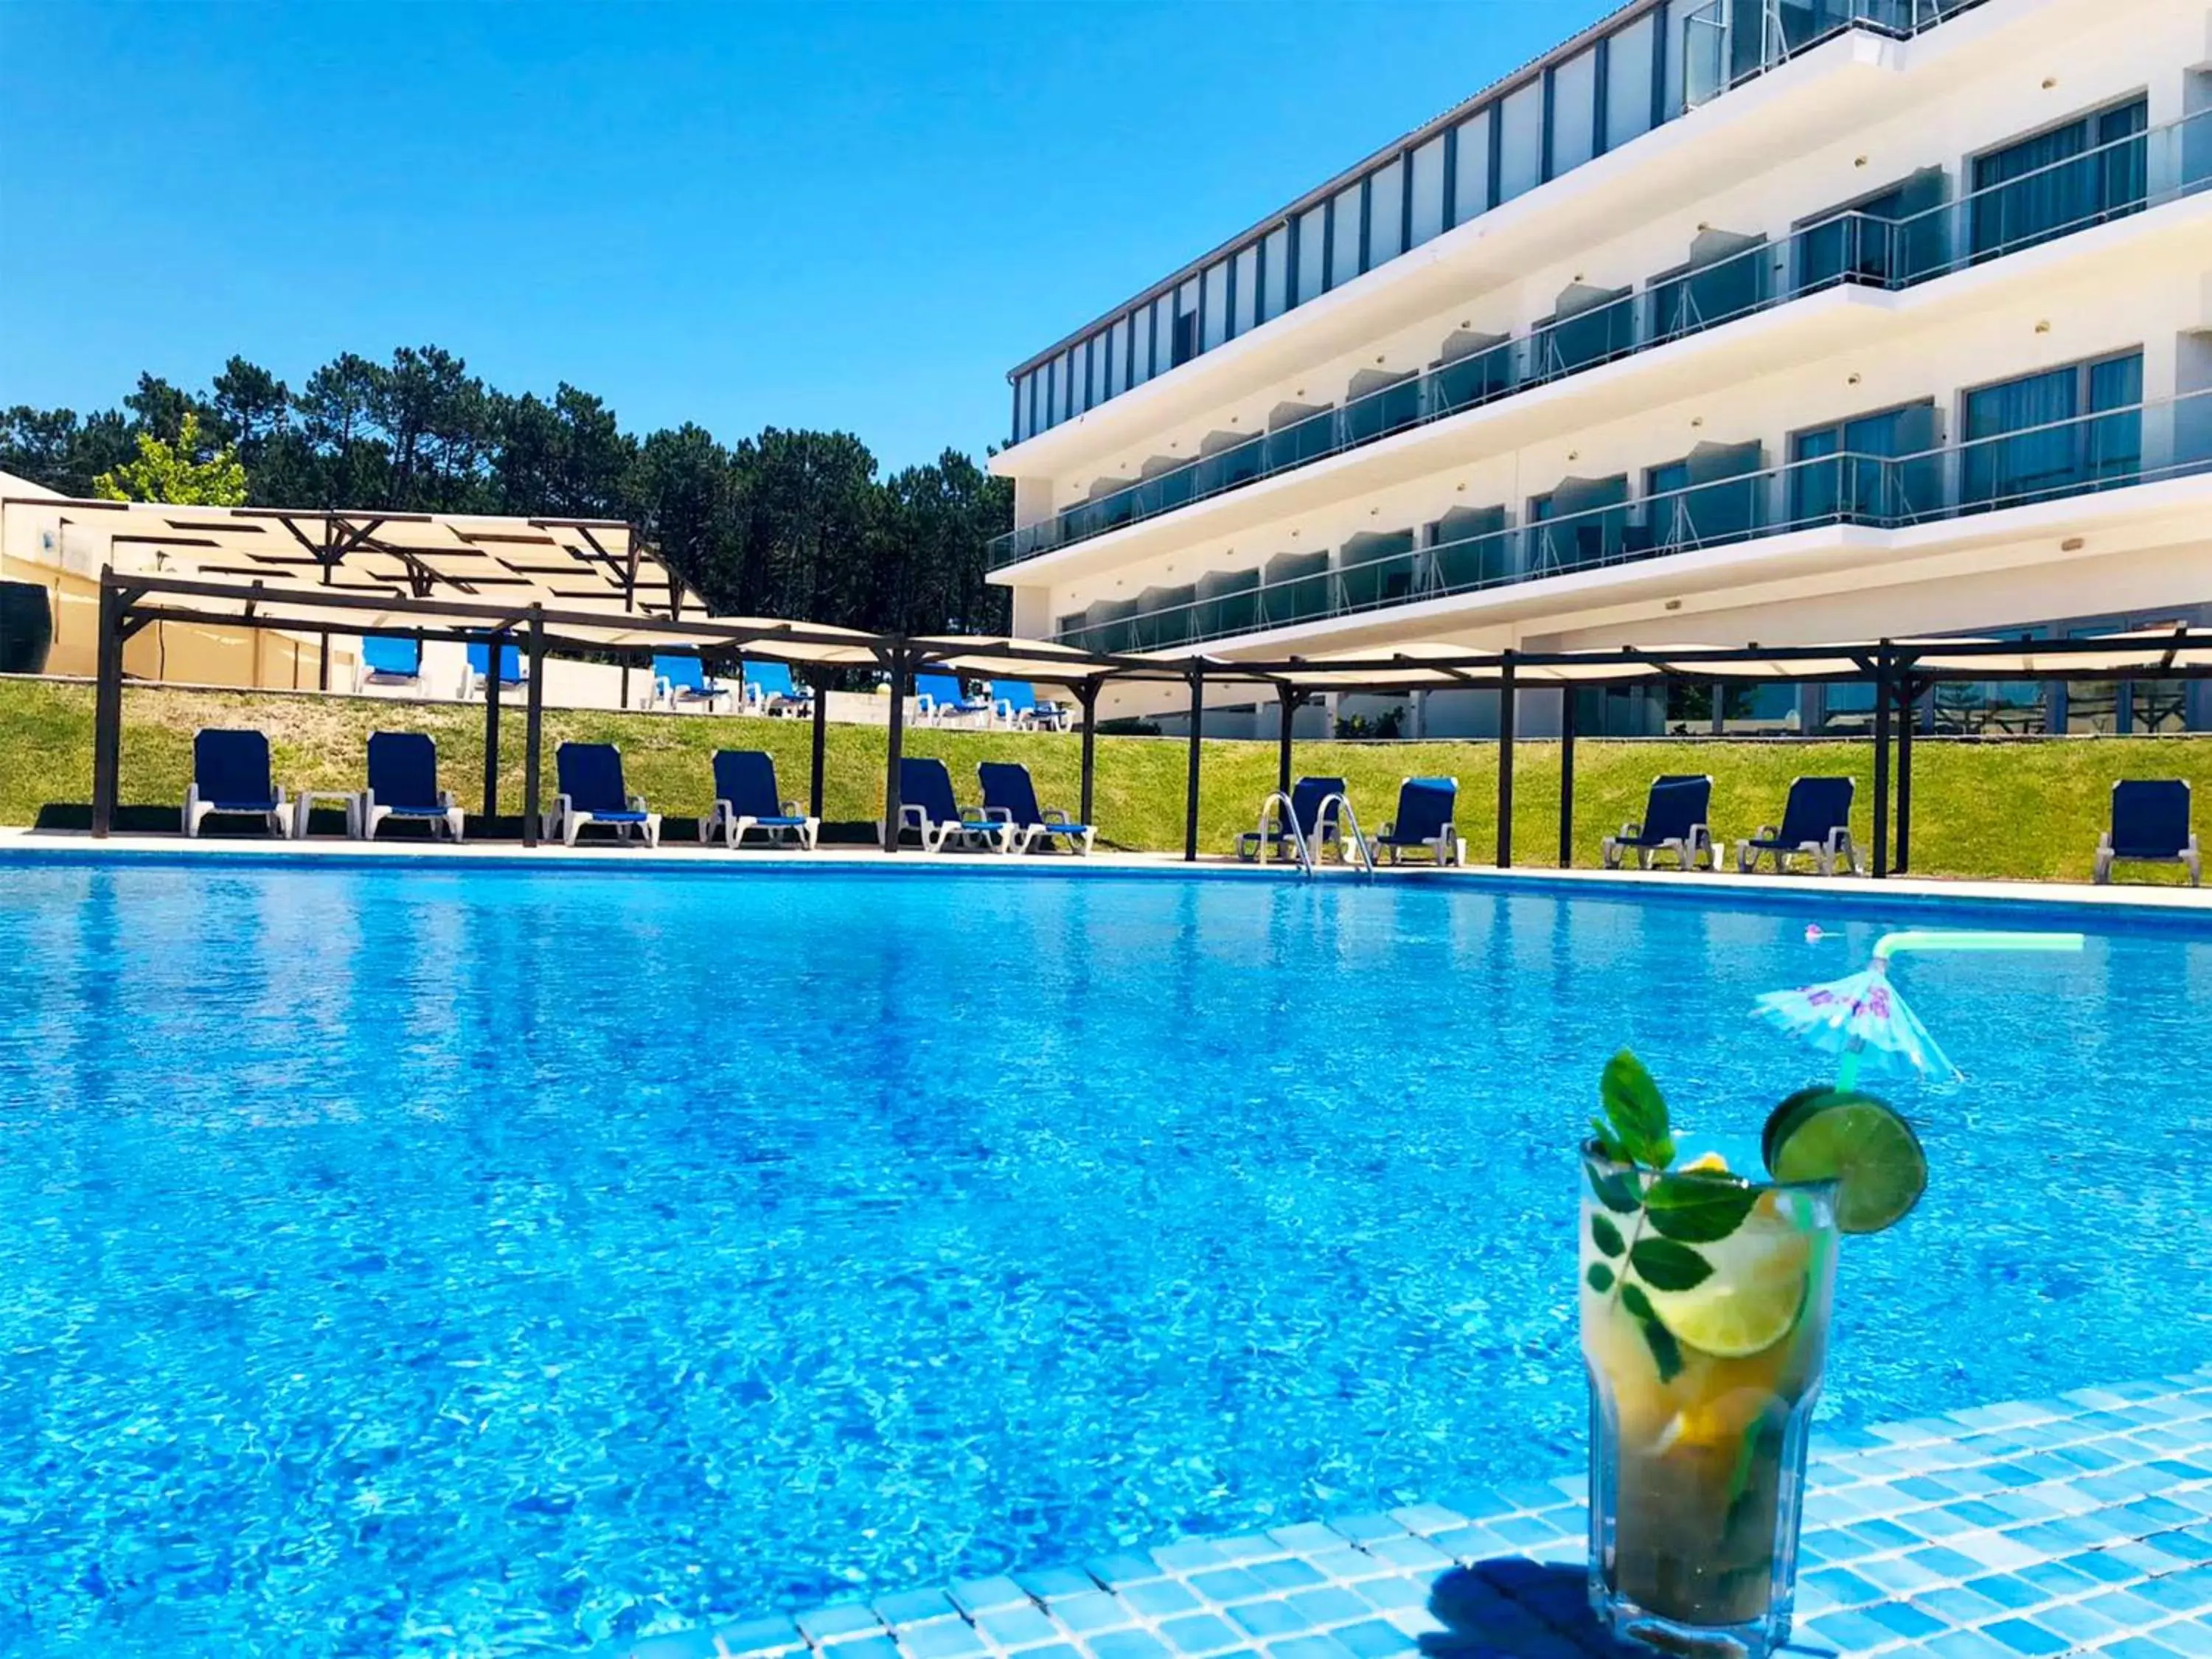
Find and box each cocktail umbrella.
[1753,929,2083,1088]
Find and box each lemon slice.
[1639,1196,1812,1358]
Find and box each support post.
[91,578,125,838]
[318,628,331,692]
[1871,647,1893,880]
[481,633,503,827]
[809,671,829,822]
[1495,655,1517,868]
[1894,674,1916,876]
[881,648,907,853]
[1276,684,1296,799]
[1078,682,1099,830]
[1183,669,1204,863]
[1557,686,1577,869]
[523,609,546,849]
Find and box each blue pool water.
[1,858,2208,1658]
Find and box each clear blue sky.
[1,1,1613,472]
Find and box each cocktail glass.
[1580,1152,1840,1658]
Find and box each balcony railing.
[994,108,2208,571]
[1680,0,1984,110]
[1048,388,2212,653]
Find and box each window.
[1789,401,1938,524]
[1970,97,2149,260]
[1605,13,1657,151]
[1232,245,1258,338]
[1262,225,1289,322]
[1410,136,1447,246]
[1962,350,2143,509]
[1150,295,1174,379]
[1105,320,1126,400]
[1075,338,1094,412]
[1296,204,1327,305]
[1551,49,1599,177]
[1453,113,1492,225]
[1201,261,1228,352]
[1172,280,1200,367]
[1498,82,1544,201]
[1329,183,1363,289]
[1367,158,1405,265]
[1043,355,1060,427]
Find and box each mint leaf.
[1629,1237,1713,1292]
[1601,1051,1675,1169]
[1644,1173,1758,1243]
[1585,1147,1641,1213]
[1590,1214,1626,1259]
[1620,1283,1657,1323]
[1586,1262,1615,1293]
[1639,1315,1683,1382]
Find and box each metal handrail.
[1317,793,1377,880]
[1253,790,1315,874]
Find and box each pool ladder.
[1253,791,1377,880]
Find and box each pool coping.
[603,1368,2212,1659]
[4,827,2207,925]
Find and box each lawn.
[1,678,2207,883]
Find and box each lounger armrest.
[652,675,672,702]
[2097,830,2115,852]
[629,794,650,814]
[782,799,804,818]
[897,802,928,830]
[1755,823,1780,842]
[1616,819,1642,838]
[1823,827,1851,855]
[1043,808,1073,824]
[438,790,457,810]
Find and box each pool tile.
[1018,1568,1106,1604]
[1978,1618,2070,1655]
[1325,1514,1404,1545]
[2092,1641,2188,1659]
[1088,1556,1169,1592]
[1385,1504,1462,1537]
[952,1580,1034,1616]
[978,1607,1064,1649]
[898,1621,988,1659]
[1245,1559,1325,1593]
[1121,1581,1201,1619]
[1225,1599,1310,1639]
[1265,1525,1341,1554]
[1156,1614,1243,1655]
[1283,1586,1368,1628]
[1261,1637,1356,1659]
[1350,1535,1450,1572]
[1349,1576,1427,1613]
[712,1616,804,1657]
[1325,1619,1415,1659]
[1153,1543,1228,1574]
[1923,1633,2029,1659]
[1052,1593,1139,1635]
[1187,1569,1270,1607]
[1910,1584,2015,1625]
[625,1630,721,1659]
[801,1604,890,1643]
[875,1590,959,1629]
[1088,1631,1171,1659]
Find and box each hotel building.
[987,0,2212,737]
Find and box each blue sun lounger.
[1736,776,1860,875]
[358,636,423,689]
[702,750,820,850]
[183,728,290,838]
[1237,775,1346,863]
[465,641,526,699]
[550,742,661,847]
[915,673,991,725]
[1375,777,1463,865]
[978,761,1094,855]
[740,660,810,717]
[989,681,1067,731]
[2096,779,2200,886]
[897,757,1006,852]
[356,731,465,842]
[1602,774,1716,870]
[652,655,733,713]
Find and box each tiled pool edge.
[607,1368,2212,1659]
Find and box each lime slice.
[1768,1095,1927,1234]
[1639,1196,1810,1359]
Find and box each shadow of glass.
[1418,1559,1652,1658]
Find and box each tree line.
[0,346,1012,637]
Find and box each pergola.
[73,495,2212,873]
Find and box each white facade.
[988,0,2212,738]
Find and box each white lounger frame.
[700,798,821,850]
[1601,821,1715,870]
[546,795,662,848]
[183,785,291,839]
[355,789,465,844]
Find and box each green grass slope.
[2,678,2207,883]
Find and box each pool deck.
[2,827,2208,918]
[609,1369,2212,1659]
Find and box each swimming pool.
[1,858,2207,1657]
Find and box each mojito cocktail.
[1580,1155,1839,1655]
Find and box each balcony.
[1048,387,2212,652]
[994,107,2205,572]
